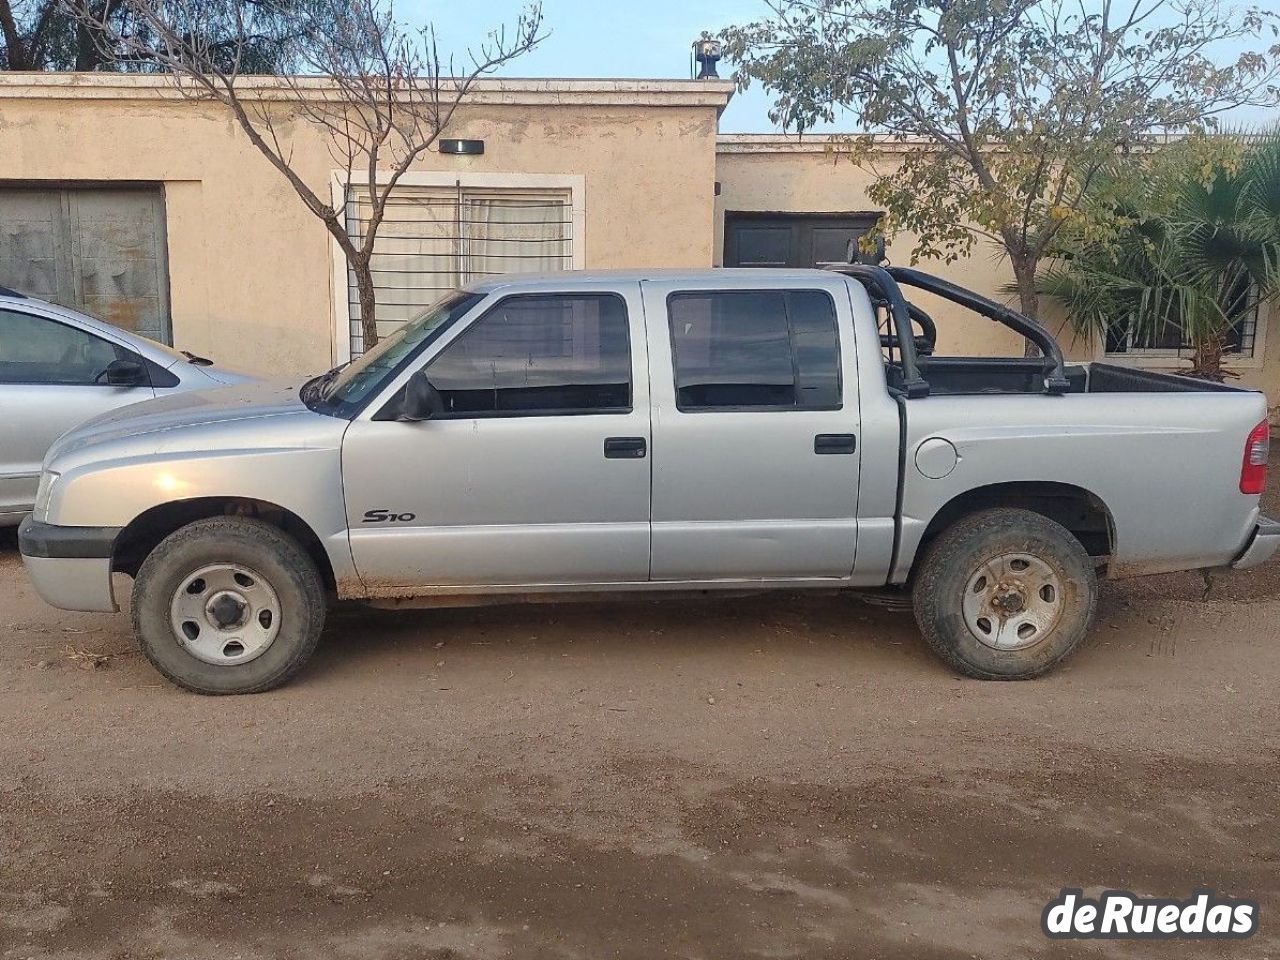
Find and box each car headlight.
[34,470,60,522]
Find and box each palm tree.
[1040,132,1280,381]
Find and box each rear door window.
[667,290,841,411]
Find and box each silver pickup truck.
[18,266,1279,694]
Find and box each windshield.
[311,290,484,414]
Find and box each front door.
[0,307,155,519]
[643,278,862,581]
[341,287,652,589]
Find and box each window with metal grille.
[1105,276,1261,358]
[345,184,573,357]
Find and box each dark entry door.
[724,213,879,269]
[0,187,171,342]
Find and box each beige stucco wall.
[0,76,732,378]
[4,84,1276,405]
[715,139,1280,405]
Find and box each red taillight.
[1240,419,1270,495]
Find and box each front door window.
[425,293,631,416]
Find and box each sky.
[401,0,809,133]
[403,0,1278,133]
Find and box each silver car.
[0,288,250,525]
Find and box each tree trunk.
[0,0,34,70]
[353,259,379,354]
[1010,253,1041,358]
[75,18,100,70]
[1190,332,1227,382]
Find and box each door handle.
[604,436,647,459]
[814,433,857,455]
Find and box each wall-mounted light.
[439,139,484,156]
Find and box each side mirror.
[101,357,148,387]
[399,369,445,421]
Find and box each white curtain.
[354,189,458,335]
[462,194,570,284]
[346,186,572,355]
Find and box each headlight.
[34,470,60,521]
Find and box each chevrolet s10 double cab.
[18,265,1280,694]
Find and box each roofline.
[717,130,1206,154]
[717,133,935,155]
[0,73,736,110]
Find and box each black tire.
[131,517,326,695]
[912,508,1097,680]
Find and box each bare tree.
[80,0,545,350]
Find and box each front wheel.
[132,517,326,694]
[912,508,1097,679]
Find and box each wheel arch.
[910,481,1115,579]
[112,497,336,591]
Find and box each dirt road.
[2,524,1278,959]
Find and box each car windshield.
[313,290,484,412]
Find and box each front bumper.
[18,517,121,612]
[1231,515,1280,571]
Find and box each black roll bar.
[886,267,1071,395]
[905,303,937,354]
[828,264,930,398]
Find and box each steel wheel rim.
[168,563,281,666]
[961,552,1064,651]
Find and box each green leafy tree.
[1040,132,1280,380]
[1,0,319,71]
[722,0,1280,328]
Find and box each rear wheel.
[912,508,1097,679]
[132,517,325,694]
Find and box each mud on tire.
[131,517,326,695]
[912,508,1098,680]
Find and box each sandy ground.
[2,510,1279,958]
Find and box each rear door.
[0,307,155,518]
[643,276,862,581]
[341,285,652,588]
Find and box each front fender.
[45,446,357,589]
